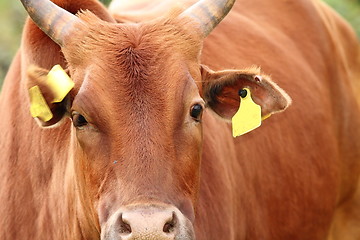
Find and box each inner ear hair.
[201,65,263,101]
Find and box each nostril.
[163,211,177,234]
[117,213,132,234]
[163,221,174,234]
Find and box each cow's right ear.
[27,65,74,127]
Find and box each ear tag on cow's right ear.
[46,65,74,103]
[29,85,54,122]
[232,88,262,137]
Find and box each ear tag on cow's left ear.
[29,85,54,122]
[232,88,262,137]
[47,65,74,103]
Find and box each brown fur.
[0,0,360,240]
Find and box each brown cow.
[0,0,359,239]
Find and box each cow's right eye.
[72,112,88,129]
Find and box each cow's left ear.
[201,65,292,120]
[26,65,74,127]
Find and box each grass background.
[0,0,359,87]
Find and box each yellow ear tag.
[29,85,53,122]
[232,88,262,137]
[47,65,74,103]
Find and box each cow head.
[22,0,291,239]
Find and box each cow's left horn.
[20,0,81,46]
[180,0,235,37]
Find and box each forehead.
[66,13,202,93]
[69,15,202,130]
[74,59,200,119]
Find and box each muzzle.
[101,203,195,240]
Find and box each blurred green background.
[0,0,359,88]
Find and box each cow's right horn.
[180,0,235,37]
[20,0,81,47]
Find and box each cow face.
[23,0,291,239]
[65,15,204,240]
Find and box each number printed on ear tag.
[232,88,262,137]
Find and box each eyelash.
[71,112,88,129]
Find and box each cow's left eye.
[190,104,203,122]
[72,112,88,129]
